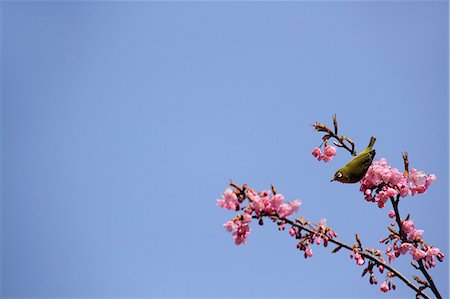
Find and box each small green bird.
[331,136,376,183]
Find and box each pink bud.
[357,257,365,265]
[388,210,396,218]
[305,246,313,258]
[316,235,322,245]
[312,147,322,158]
[289,227,296,237]
[380,281,389,293]
[371,276,378,285]
[324,145,337,157]
[402,220,415,234]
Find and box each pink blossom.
[217,188,239,211]
[425,247,445,265]
[409,168,427,186]
[409,169,436,195]
[276,199,302,218]
[356,255,365,265]
[251,195,265,216]
[290,199,302,213]
[271,193,285,206]
[231,219,252,245]
[322,145,337,162]
[380,281,389,292]
[223,220,236,232]
[426,247,440,258]
[387,252,396,263]
[380,169,392,184]
[265,193,284,214]
[398,243,413,255]
[386,187,398,197]
[398,184,411,197]
[324,145,337,157]
[402,220,415,234]
[277,203,293,218]
[279,199,301,217]
[243,213,252,223]
[408,229,424,241]
[312,147,322,158]
[245,188,258,200]
[410,248,427,261]
[376,192,389,208]
[350,250,365,265]
[312,147,323,161]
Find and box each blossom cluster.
[223,214,252,245]
[217,185,339,260]
[381,216,444,269]
[246,189,302,218]
[312,144,337,162]
[360,159,436,208]
[217,187,301,245]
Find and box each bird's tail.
[368,136,376,149]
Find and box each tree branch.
[389,197,441,299]
[275,215,431,299]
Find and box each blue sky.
[1,1,448,298]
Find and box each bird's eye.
[337,172,343,178]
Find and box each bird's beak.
[330,179,334,182]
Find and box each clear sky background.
[1,1,448,298]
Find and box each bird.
[331,136,376,183]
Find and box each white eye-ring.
[337,172,343,178]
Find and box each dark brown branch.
[275,215,431,299]
[418,254,442,299]
[390,196,406,241]
[389,196,441,298]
